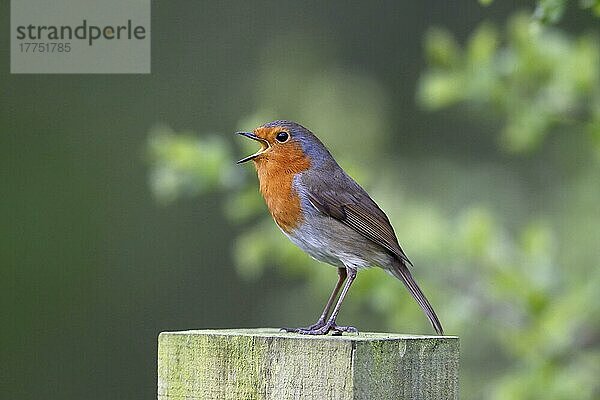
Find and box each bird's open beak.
[236,131,270,163]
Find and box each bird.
[236,120,443,336]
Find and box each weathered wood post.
[158,328,459,400]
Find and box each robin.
[237,120,443,335]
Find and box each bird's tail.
[390,258,444,335]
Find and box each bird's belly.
[284,216,390,270]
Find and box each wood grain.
[158,328,459,400]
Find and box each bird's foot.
[280,318,327,333]
[281,321,358,336]
[329,325,359,336]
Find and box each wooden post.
[158,328,459,400]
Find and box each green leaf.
[533,0,568,24]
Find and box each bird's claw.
[330,325,358,336]
[280,319,327,333]
[280,321,358,336]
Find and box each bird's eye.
[275,131,289,143]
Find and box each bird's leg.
[312,267,347,328]
[324,267,358,335]
[291,267,358,335]
[281,267,346,332]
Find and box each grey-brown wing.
[306,189,413,266]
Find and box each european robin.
[237,120,443,335]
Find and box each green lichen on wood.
[158,328,459,400]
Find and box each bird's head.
[236,120,330,168]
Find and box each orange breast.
[254,142,311,233]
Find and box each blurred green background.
[2,1,599,399]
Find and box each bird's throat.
[254,147,311,233]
